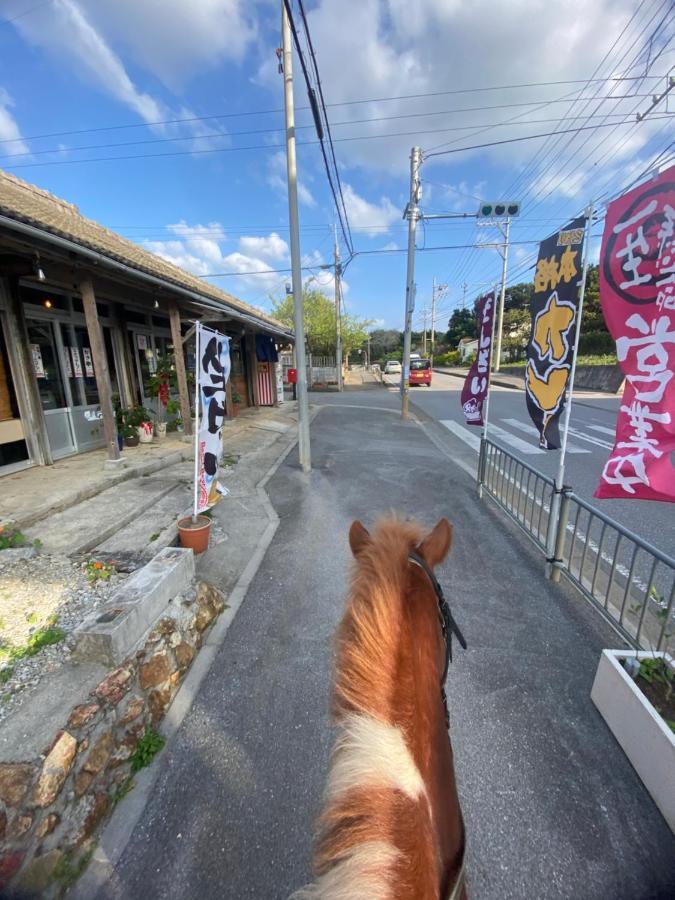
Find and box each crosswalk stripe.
[440,420,546,455]
[488,424,545,454]
[500,418,590,454]
[440,420,482,451]
[566,426,613,449]
[588,424,616,437]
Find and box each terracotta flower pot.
[177,515,211,554]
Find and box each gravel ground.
[0,551,129,724]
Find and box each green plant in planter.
[125,405,151,428]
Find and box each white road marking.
[488,424,545,455]
[566,426,614,450]
[440,419,545,455]
[500,418,590,454]
[588,424,617,437]
[440,420,481,451]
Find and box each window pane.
[26,321,66,409]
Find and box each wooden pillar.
[246,334,260,407]
[80,276,120,462]
[169,301,192,436]
[0,277,52,466]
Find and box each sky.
[0,0,673,332]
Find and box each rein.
[407,551,467,724]
[408,551,468,900]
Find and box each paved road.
[94,394,674,900]
[383,371,674,560]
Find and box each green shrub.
[130,729,165,773]
[578,331,616,356]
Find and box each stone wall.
[0,581,225,897]
[496,363,624,393]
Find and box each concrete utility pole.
[422,308,428,355]
[430,278,447,364]
[333,224,343,391]
[493,217,511,373]
[402,145,421,418]
[281,1,310,471]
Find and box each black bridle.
[408,551,467,726]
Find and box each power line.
[1,105,655,163]
[8,113,672,172]
[1,74,669,146]
[0,0,53,27]
[282,0,353,255]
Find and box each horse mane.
[332,516,427,725]
[294,517,450,900]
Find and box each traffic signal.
[477,201,520,218]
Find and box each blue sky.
[1,0,673,331]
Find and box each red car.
[409,358,432,386]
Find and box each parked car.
[384,360,402,375]
[410,357,432,386]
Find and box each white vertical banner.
[193,324,231,516]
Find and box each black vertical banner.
[525,217,586,449]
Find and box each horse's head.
[349,517,452,567]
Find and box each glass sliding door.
[26,319,76,459]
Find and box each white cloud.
[239,232,289,261]
[264,0,647,181]
[10,0,257,93]
[10,0,232,152]
[343,184,399,236]
[0,89,28,156]
[266,151,317,208]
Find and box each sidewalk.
[343,366,383,389]
[81,394,674,900]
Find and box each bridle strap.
[408,551,467,674]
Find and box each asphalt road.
[383,371,674,560]
[94,395,674,900]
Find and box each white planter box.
[591,650,675,833]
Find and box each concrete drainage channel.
[0,409,300,898]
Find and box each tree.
[446,308,477,347]
[369,328,402,362]
[504,281,534,311]
[270,289,372,359]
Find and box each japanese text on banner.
[595,166,675,502]
[524,218,586,449]
[460,292,495,426]
[197,327,231,513]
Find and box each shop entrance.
[25,317,114,459]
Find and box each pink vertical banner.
[460,291,495,426]
[594,165,675,502]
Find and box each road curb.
[72,428,301,899]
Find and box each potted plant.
[591,647,674,832]
[125,405,153,444]
[177,512,211,554]
[149,353,177,440]
[123,423,139,448]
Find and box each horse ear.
[418,518,452,566]
[349,520,371,557]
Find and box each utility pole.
[461,282,468,307]
[422,307,428,355]
[493,217,511,373]
[402,145,421,419]
[281,1,310,471]
[430,278,447,364]
[333,224,343,391]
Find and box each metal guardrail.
[478,437,555,552]
[478,437,675,652]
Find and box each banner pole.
[192,321,201,523]
[545,203,593,568]
[477,285,499,497]
[555,202,594,492]
[480,284,499,442]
